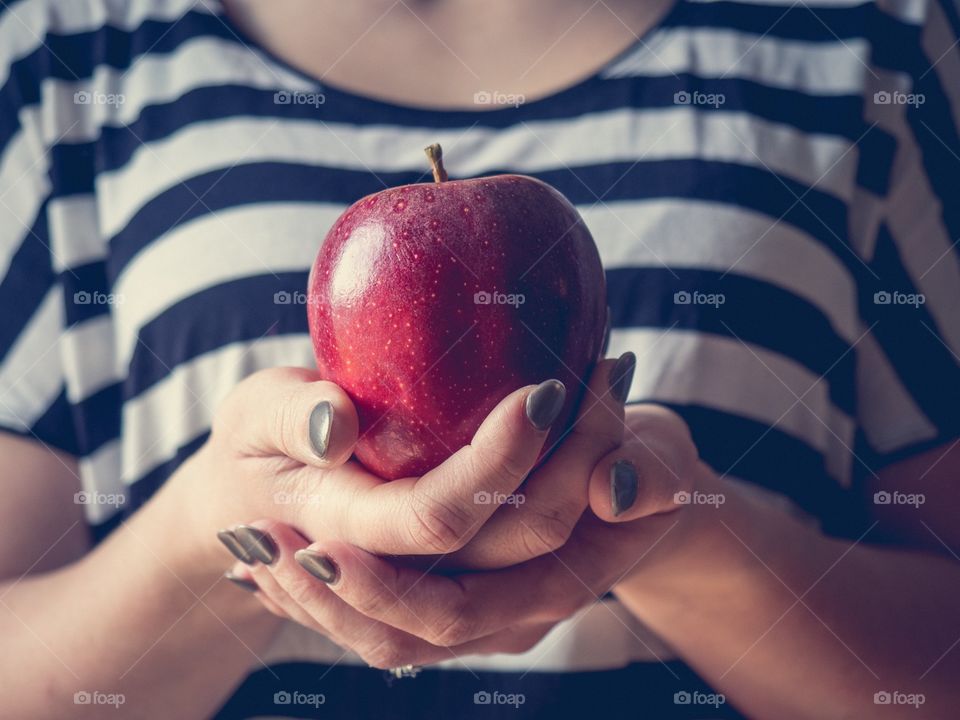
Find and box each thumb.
[214,366,359,468]
[589,404,698,522]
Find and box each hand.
[188,359,620,575]
[226,402,702,669]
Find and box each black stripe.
[0,199,53,365]
[859,225,960,435]
[663,402,861,533]
[125,272,309,400]
[106,159,851,279]
[608,267,856,415]
[213,660,746,720]
[23,386,79,455]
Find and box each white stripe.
[603,26,869,94]
[0,118,50,275]
[121,334,314,483]
[98,108,856,241]
[260,601,678,673]
[48,195,104,272]
[62,315,116,402]
[855,333,937,452]
[0,0,220,86]
[584,199,860,343]
[112,202,332,369]
[78,438,124,524]
[0,284,63,428]
[45,35,315,145]
[608,327,855,483]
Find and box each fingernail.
[217,529,256,565]
[309,401,334,458]
[235,525,277,565]
[609,352,636,405]
[295,549,340,584]
[525,379,566,431]
[610,459,639,517]
[224,571,258,593]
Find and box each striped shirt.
[1,0,959,717]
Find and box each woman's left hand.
[227,401,703,669]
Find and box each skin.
[2,1,957,718]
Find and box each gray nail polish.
[295,549,340,584]
[610,460,639,517]
[224,571,258,593]
[235,525,277,565]
[309,401,334,458]
[525,379,566,431]
[609,352,636,405]
[217,529,256,565]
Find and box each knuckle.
[470,441,530,487]
[518,504,579,557]
[362,635,413,670]
[429,603,475,647]
[408,491,473,553]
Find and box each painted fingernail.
[309,401,334,458]
[295,549,340,584]
[217,529,256,565]
[235,525,277,565]
[525,379,566,431]
[224,571,258,593]
[609,352,636,405]
[610,459,639,517]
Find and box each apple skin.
[307,173,607,480]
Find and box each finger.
[222,562,290,619]
[231,521,331,632]
[449,353,635,567]
[300,540,588,647]
[589,404,697,523]
[333,379,566,555]
[215,366,359,468]
[244,521,454,668]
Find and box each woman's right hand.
[185,365,585,572]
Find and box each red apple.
[307,144,606,480]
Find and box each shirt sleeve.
[854,0,960,462]
[0,0,79,455]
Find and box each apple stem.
[424,143,449,183]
